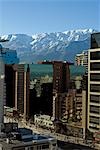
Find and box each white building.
[88,48,100,132]
[75,50,88,73]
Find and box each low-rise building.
[34,114,54,130]
[0,123,57,150]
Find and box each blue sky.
[0,0,100,35]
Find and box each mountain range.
[0,29,97,63]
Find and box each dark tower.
[5,65,15,107]
[53,61,70,121]
[53,61,70,93]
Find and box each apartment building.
[88,33,100,132]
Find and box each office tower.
[53,61,70,93]
[15,64,30,119]
[5,65,15,107]
[75,50,88,73]
[88,32,100,132]
[5,64,30,119]
[53,61,70,120]
[41,83,53,116]
[0,57,5,132]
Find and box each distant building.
[88,32,100,133]
[37,60,53,64]
[75,50,88,73]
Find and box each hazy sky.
[0,0,100,35]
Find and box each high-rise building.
[0,57,5,132]
[14,64,30,119]
[53,61,70,93]
[53,61,70,120]
[0,42,7,133]
[82,74,88,139]
[5,64,30,119]
[5,65,15,107]
[88,32,100,132]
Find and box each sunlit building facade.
[88,33,100,132]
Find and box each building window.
[90,62,100,71]
[13,148,25,150]
[90,95,100,103]
[90,116,99,125]
[90,73,100,81]
[90,105,99,114]
[42,144,49,149]
[90,84,100,92]
[90,51,100,60]
[89,126,99,130]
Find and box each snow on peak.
[63,28,96,34]
[10,35,17,41]
[1,35,9,40]
[63,28,96,41]
[32,33,47,40]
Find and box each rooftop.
[0,126,56,149]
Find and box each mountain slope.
[0,29,97,63]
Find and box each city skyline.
[0,0,100,35]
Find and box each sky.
[0,0,100,35]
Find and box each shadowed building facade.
[53,61,70,121]
[5,64,30,119]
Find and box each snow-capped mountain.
[0,29,97,63]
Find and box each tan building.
[53,92,74,122]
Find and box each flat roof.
[0,133,56,149]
